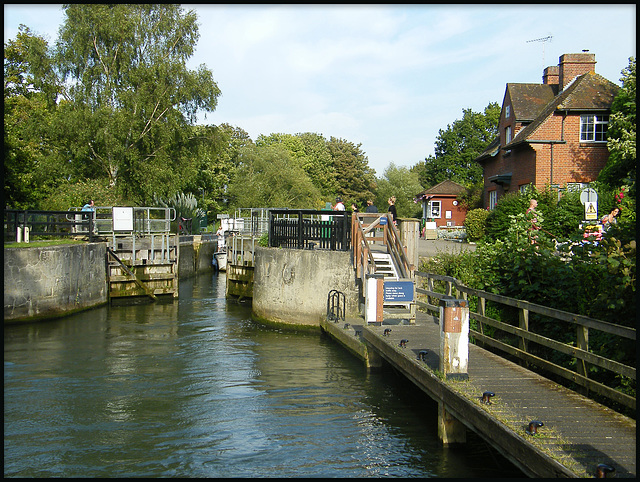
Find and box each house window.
[505,126,512,144]
[489,191,497,210]
[580,115,609,142]
[427,200,441,218]
[505,105,510,118]
[567,182,588,192]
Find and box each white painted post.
[438,297,469,445]
[365,274,384,324]
[24,226,30,243]
[439,298,470,380]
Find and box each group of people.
[332,196,397,224]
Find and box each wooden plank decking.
[320,311,636,478]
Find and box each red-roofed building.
[475,52,619,208]
[415,180,469,228]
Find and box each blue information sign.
[384,281,414,302]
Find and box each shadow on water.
[4,272,524,478]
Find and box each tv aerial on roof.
[527,35,553,71]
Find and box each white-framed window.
[427,200,441,218]
[505,105,510,118]
[489,191,497,210]
[580,115,609,142]
[505,126,512,144]
[519,183,530,194]
[567,182,589,192]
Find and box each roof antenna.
[527,35,553,71]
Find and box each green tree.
[179,123,251,217]
[52,4,221,204]
[327,136,376,205]
[4,26,66,208]
[599,57,636,195]
[375,163,423,219]
[420,102,500,188]
[227,145,322,209]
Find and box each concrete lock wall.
[4,243,108,323]
[253,246,359,327]
[178,236,218,279]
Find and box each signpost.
[580,188,598,222]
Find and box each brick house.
[415,180,469,228]
[475,52,620,208]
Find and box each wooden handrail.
[415,270,636,410]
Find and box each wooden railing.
[415,271,636,410]
[352,213,415,284]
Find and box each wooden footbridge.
[320,213,636,478]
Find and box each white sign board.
[113,207,134,232]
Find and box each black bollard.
[525,420,544,435]
[481,391,495,404]
[595,464,615,478]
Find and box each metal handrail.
[67,206,176,235]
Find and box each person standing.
[601,207,620,232]
[387,196,397,225]
[365,200,378,213]
[351,203,359,213]
[333,197,345,211]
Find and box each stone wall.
[4,243,108,323]
[252,246,359,328]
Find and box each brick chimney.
[558,51,596,90]
[542,65,559,85]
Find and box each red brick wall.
[481,111,609,204]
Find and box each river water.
[4,273,523,478]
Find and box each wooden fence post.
[519,307,529,354]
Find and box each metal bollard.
[439,298,469,380]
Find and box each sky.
[4,4,636,177]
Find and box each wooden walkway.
[320,311,636,478]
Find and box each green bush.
[154,192,206,233]
[463,208,489,241]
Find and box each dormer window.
[580,115,609,142]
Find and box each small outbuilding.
[415,180,469,228]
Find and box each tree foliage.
[4,26,64,208]
[53,4,220,203]
[375,163,423,218]
[227,145,322,210]
[599,57,636,195]
[327,136,376,205]
[419,102,500,189]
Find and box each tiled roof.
[507,83,558,121]
[505,72,619,149]
[418,180,468,196]
[475,136,501,163]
